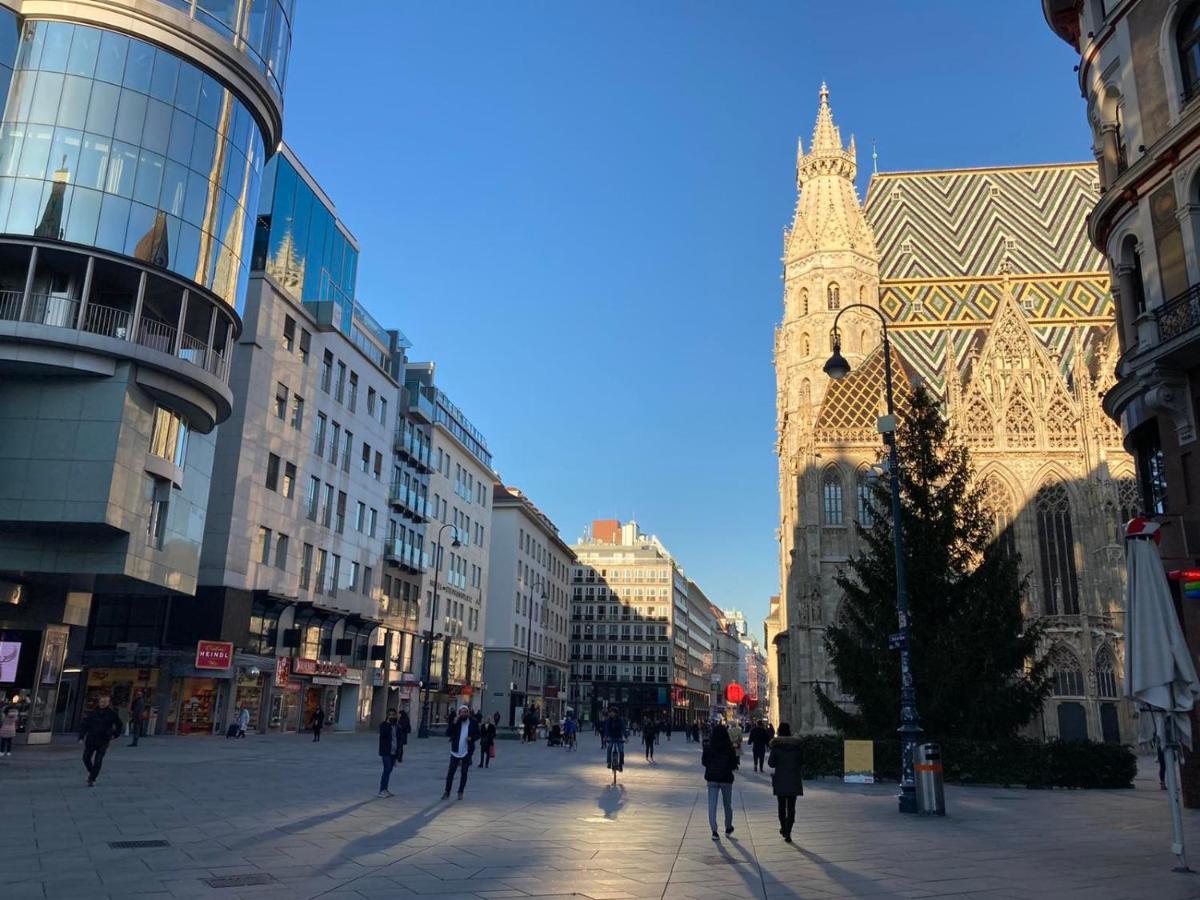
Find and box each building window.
[368,507,378,538]
[335,491,347,534]
[258,526,272,565]
[321,350,333,393]
[1182,5,1200,103]
[379,396,388,427]
[1133,423,1168,516]
[374,451,383,481]
[329,554,341,595]
[282,315,295,352]
[273,383,288,419]
[300,543,314,589]
[355,500,366,532]
[363,566,373,596]
[822,467,843,525]
[147,478,169,549]
[348,372,358,412]
[283,462,296,499]
[1035,482,1079,615]
[1095,646,1118,699]
[322,484,334,528]
[290,394,304,430]
[313,413,327,456]
[315,549,328,593]
[306,476,320,520]
[1050,645,1084,697]
[149,405,188,467]
[982,476,1016,558]
[349,561,360,592]
[342,430,353,473]
[275,533,289,570]
[299,329,311,364]
[266,453,280,491]
[855,469,873,527]
[330,422,341,466]
[335,361,346,403]
[367,387,376,417]
[361,442,371,473]
[827,282,840,310]
[799,287,808,315]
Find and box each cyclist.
[602,707,626,783]
[563,713,578,751]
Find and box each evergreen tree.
[815,384,1051,741]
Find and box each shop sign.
[312,676,341,686]
[195,641,234,670]
[342,668,362,683]
[292,658,348,677]
[372,669,384,687]
[275,656,290,687]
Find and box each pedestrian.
[521,709,531,744]
[748,719,771,773]
[767,723,803,843]
[377,708,401,798]
[479,716,496,768]
[78,694,123,787]
[642,718,657,761]
[492,710,501,729]
[602,707,626,783]
[0,703,17,756]
[310,705,326,742]
[664,718,672,741]
[126,690,145,747]
[702,723,739,840]
[563,713,578,751]
[237,704,251,738]
[443,704,480,800]
[396,707,412,762]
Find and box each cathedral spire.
[798,83,856,184]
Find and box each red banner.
[275,656,289,687]
[195,641,233,670]
[292,658,347,678]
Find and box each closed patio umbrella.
[1124,517,1200,872]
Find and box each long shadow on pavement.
[597,784,628,819]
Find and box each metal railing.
[138,317,177,354]
[24,293,80,328]
[178,332,208,369]
[83,303,132,340]
[1155,283,1200,345]
[0,288,21,320]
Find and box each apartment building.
[482,484,574,729]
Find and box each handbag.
[488,744,496,759]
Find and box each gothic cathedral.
[772,86,1134,744]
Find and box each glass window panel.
[65,25,98,78]
[141,98,172,155]
[164,213,181,267]
[84,80,119,135]
[197,7,236,41]
[196,75,220,128]
[65,185,101,244]
[94,30,128,85]
[174,220,200,281]
[17,22,44,73]
[16,121,51,178]
[174,63,200,115]
[268,1,289,91]
[8,68,36,123]
[8,177,42,232]
[57,74,92,131]
[39,22,72,73]
[122,40,153,94]
[133,148,163,206]
[183,169,211,224]
[96,192,130,252]
[29,71,64,125]
[48,127,81,182]
[113,88,146,144]
[247,0,270,58]
[149,51,178,104]
[35,179,70,240]
[77,132,110,190]
[231,103,253,159]
[123,200,155,257]
[0,176,15,228]
[0,122,21,178]
[160,159,187,216]
[104,140,137,196]
[166,109,195,164]
[189,121,216,175]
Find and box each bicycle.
[606,740,625,784]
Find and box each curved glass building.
[0,1,291,741]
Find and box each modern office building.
[1042,0,1200,800]
[404,364,493,731]
[482,483,573,729]
[0,1,291,741]
[683,580,715,717]
[569,519,710,727]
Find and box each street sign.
[888,632,906,651]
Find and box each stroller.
[547,723,563,747]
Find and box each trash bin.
[915,742,946,816]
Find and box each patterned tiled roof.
[814,343,914,443]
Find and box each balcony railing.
[384,537,430,573]
[388,483,430,521]
[1155,284,1200,345]
[0,289,228,383]
[394,421,432,470]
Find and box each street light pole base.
[898,787,918,815]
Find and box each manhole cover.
[204,874,276,888]
[108,840,170,849]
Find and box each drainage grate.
[108,840,170,849]
[204,874,276,888]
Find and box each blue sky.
[279,2,1088,632]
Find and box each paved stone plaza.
[3,732,1199,900]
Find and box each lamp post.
[418,522,460,738]
[824,303,922,815]
[523,573,547,720]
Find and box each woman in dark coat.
[396,708,412,762]
[767,723,804,843]
[478,716,497,768]
[701,724,739,840]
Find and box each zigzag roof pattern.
[863,163,1105,280]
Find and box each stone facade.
[773,86,1135,743]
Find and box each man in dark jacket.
[79,694,123,786]
[748,720,772,773]
[443,704,480,800]
[702,724,739,839]
[311,705,326,742]
[127,690,145,747]
[377,709,401,797]
[396,707,412,762]
[767,724,804,843]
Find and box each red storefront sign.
[291,658,348,678]
[195,640,234,670]
[725,683,745,704]
[275,656,290,687]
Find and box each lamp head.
[823,343,851,380]
[451,538,462,548]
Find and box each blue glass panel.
[36,179,70,240]
[113,88,146,144]
[96,192,130,252]
[166,109,195,165]
[175,220,200,282]
[123,199,155,258]
[48,127,82,181]
[8,176,43,232]
[141,98,172,155]
[174,62,200,115]
[9,68,35,122]
[105,140,137,197]
[29,71,63,125]
[0,176,16,229]
[16,121,51,178]
[190,121,216,175]
[65,26,98,78]
[160,160,187,217]
[149,51,178,104]
[64,185,101,245]
[133,149,164,207]
[40,22,72,73]
[123,41,153,94]
[93,31,128,85]
[84,80,119,135]
[77,132,110,191]
[195,75,220,128]
[182,169,210,224]
[57,74,92,131]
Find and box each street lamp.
[418,521,461,738]
[523,574,547,718]
[824,303,922,815]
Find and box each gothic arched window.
[1050,645,1084,696]
[1115,476,1139,526]
[799,288,809,316]
[966,396,994,447]
[858,286,866,304]
[822,468,844,525]
[827,282,840,310]
[1095,646,1118,699]
[1046,394,1075,448]
[800,333,810,356]
[855,469,874,527]
[1036,482,1080,615]
[1181,4,1200,103]
[982,475,1015,558]
[1006,392,1036,448]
